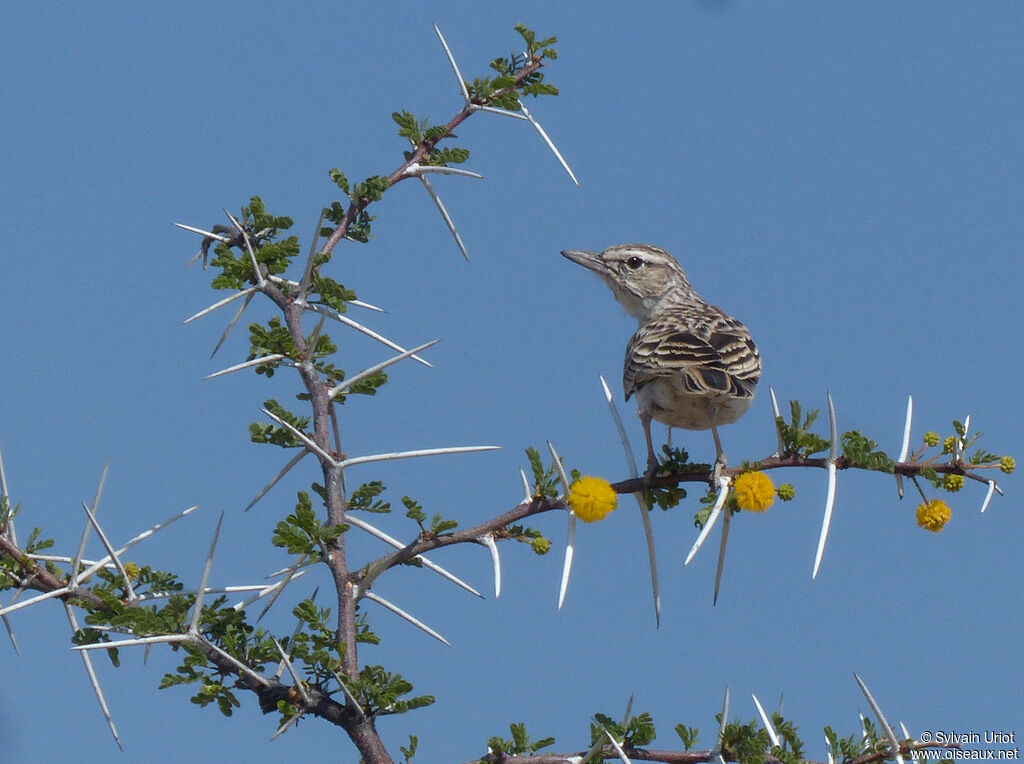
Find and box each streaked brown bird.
[561,243,761,473]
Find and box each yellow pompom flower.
[922,431,940,447]
[1000,456,1015,474]
[916,498,951,532]
[733,471,775,512]
[942,473,964,492]
[567,476,618,523]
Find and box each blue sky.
[2,2,1021,762]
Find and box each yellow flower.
[922,431,940,447]
[942,474,964,492]
[567,476,618,523]
[1000,456,1015,474]
[916,498,951,532]
[733,471,775,512]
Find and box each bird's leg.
[707,403,727,485]
[642,413,659,479]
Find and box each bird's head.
[560,243,695,321]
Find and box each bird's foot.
[711,453,727,487]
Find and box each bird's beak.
[560,249,605,275]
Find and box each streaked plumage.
[561,243,761,469]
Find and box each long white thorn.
[198,636,271,688]
[519,103,579,186]
[519,468,531,502]
[547,441,576,610]
[812,461,838,579]
[209,292,254,359]
[769,386,784,456]
[189,513,224,634]
[304,303,432,367]
[980,480,997,513]
[712,505,732,606]
[270,709,305,741]
[0,586,71,617]
[72,633,193,651]
[854,673,904,764]
[345,514,481,597]
[0,445,11,546]
[896,395,913,498]
[339,445,499,471]
[433,23,470,102]
[604,727,633,763]
[827,392,839,461]
[481,533,501,598]
[471,104,530,119]
[558,511,576,610]
[273,637,311,706]
[231,567,312,612]
[245,451,308,512]
[224,209,264,286]
[256,555,309,622]
[361,590,451,647]
[2,613,18,653]
[684,476,731,565]
[752,693,780,748]
[81,502,137,603]
[63,604,123,751]
[173,221,231,242]
[206,353,287,379]
[714,686,730,756]
[183,287,257,324]
[71,461,110,584]
[405,163,483,180]
[419,175,468,260]
[296,208,325,299]
[261,408,338,466]
[328,340,441,399]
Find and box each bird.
[561,243,761,476]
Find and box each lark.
[561,243,761,474]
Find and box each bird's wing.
[623,306,761,400]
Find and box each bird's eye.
[626,256,644,269]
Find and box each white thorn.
[684,476,731,565]
[303,303,432,367]
[173,222,231,242]
[190,513,224,634]
[432,23,470,102]
[245,451,309,512]
[519,468,531,503]
[261,408,338,466]
[198,636,271,687]
[812,461,838,579]
[418,175,468,260]
[231,567,312,612]
[345,514,481,597]
[980,480,997,513]
[752,693,780,748]
[224,209,264,286]
[63,604,123,751]
[348,298,386,313]
[206,354,288,379]
[272,637,311,706]
[339,445,499,471]
[362,590,451,647]
[854,673,904,764]
[0,586,72,618]
[546,441,571,496]
[519,103,579,186]
[405,162,483,180]
[256,556,310,622]
[209,292,254,359]
[2,613,18,653]
[72,633,193,651]
[328,340,441,399]
[712,505,732,606]
[827,391,839,461]
[558,511,576,610]
[296,208,326,299]
[597,376,658,620]
[714,685,730,753]
[604,727,633,763]
[769,386,784,457]
[481,533,502,598]
[80,502,137,604]
[470,104,530,119]
[183,287,257,324]
[270,709,305,741]
[896,395,913,498]
[331,670,366,718]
